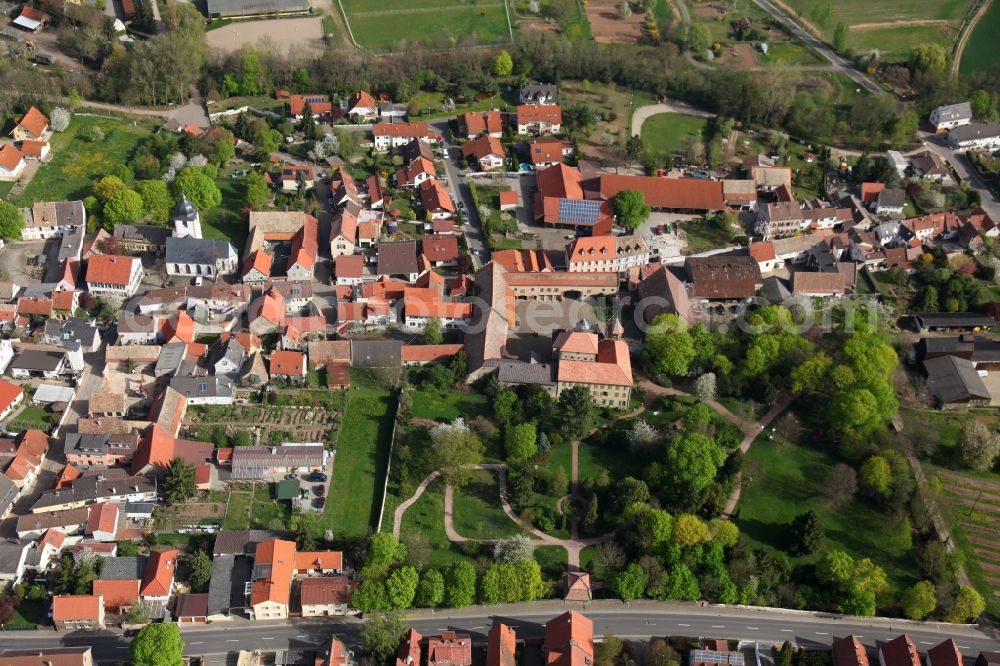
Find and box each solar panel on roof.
[558,198,600,225]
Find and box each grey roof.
[496,359,555,386]
[761,276,792,304]
[403,139,434,163]
[44,317,100,349]
[0,476,18,523]
[31,473,155,512]
[933,102,972,123]
[125,502,155,516]
[209,339,245,373]
[155,341,189,378]
[925,355,990,404]
[11,349,66,372]
[205,0,309,17]
[520,83,558,103]
[351,340,402,368]
[169,375,234,400]
[113,224,169,247]
[57,225,85,263]
[212,529,292,556]
[914,313,995,330]
[64,433,111,458]
[377,241,418,277]
[877,188,906,208]
[166,237,235,266]
[100,555,148,580]
[231,445,325,479]
[207,553,254,615]
[0,540,28,575]
[172,195,199,222]
[949,122,1000,142]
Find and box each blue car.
[308,471,328,482]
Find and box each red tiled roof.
[487,623,517,666]
[86,255,138,286]
[427,632,473,666]
[289,215,319,271]
[251,539,295,607]
[271,350,305,376]
[290,95,333,116]
[557,339,632,387]
[405,300,473,320]
[52,595,102,622]
[554,330,599,356]
[0,144,24,171]
[52,290,77,311]
[86,503,118,536]
[20,6,45,21]
[244,250,272,278]
[926,640,961,666]
[93,579,140,610]
[373,122,433,139]
[294,550,343,571]
[566,236,616,264]
[55,464,80,489]
[545,611,593,666]
[16,297,53,316]
[491,249,554,273]
[300,576,352,607]
[348,90,377,112]
[600,174,725,211]
[420,179,455,213]
[748,242,776,262]
[401,344,464,363]
[336,255,364,278]
[19,139,48,157]
[0,380,24,414]
[39,527,66,551]
[195,463,212,486]
[517,104,562,125]
[860,182,885,204]
[15,107,48,139]
[140,548,177,598]
[462,135,505,161]
[461,110,503,135]
[528,138,570,165]
[421,234,460,263]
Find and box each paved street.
[429,120,490,269]
[2,602,999,664]
[750,0,881,94]
[917,134,1000,223]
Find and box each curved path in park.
[392,381,793,570]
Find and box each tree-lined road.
[3,602,998,664]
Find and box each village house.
[330,203,359,258]
[300,576,353,616]
[21,200,86,241]
[281,165,315,192]
[459,110,503,139]
[516,105,562,135]
[395,157,436,188]
[289,95,333,121]
[948,122,1000,151]
[372,122,436,151]
[520,83,558,105]
[52,595,104,630]
[346,91,379,120]
[565,234,650,276]
[85,255,143,299]
[419,178,455,219]
[462,135,506,172]
[0,144,25,181]
[929,102,972,133]
[270,350,307,384]
[10,107,49,142]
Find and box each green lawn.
[960,0,1000,74]
[15,115,153,205]
[6,598,46,628]
[782,0,971,39]
[399,477,483,568]
[758,41,824,65]
[736,433,917,600]
[680,218,734,253]
[641,112,709,158]
[250,483,292,531]
[845,23,957,59]
[451,469,526,540]
[343,1,511,51]
[410,386,490,422]
[324,370,398,537]
[0,182,14,200]
[534,545,568,581]
[8,406,57,433]
[201,177,248,250]
[223,491,251,530]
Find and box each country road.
[2,602,999,664]
[749,0,882,94]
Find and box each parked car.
[313,497,326,509]
[285,473,298,480]
[314,485,325,497]
[308,471,328,482]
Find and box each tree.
[506,422,538,463]
[95,175,127,202]
[163,458,196,505]
[364,533,407,579]
[555,386,595,441]
[429,419,485,487]
[689,22,712,54]
[386,565,419,609]
[777,642,794,666]
[125,601,150,625]
[352,580,389,612]
[839,585,876,617]
[187,550,212,592]
[859,455,892,495]
[130,623,185,666]
[174,166,222,210]
[90,126,105,142]
[712,520,740,548]
[610,476,651,515]
[823,463,858,507]
[625,135,644,163]
[663,432,726,499]
[959,421,1000,471]
[887,517,912,557]
[693,373,716,402]
[673,514,709,546]
[0,202,25,241]
[645,638,680,666]
[614,563,647,600]
[909,43,947,75]
[969,89,999,121]
[646,314,696,376]
[945,586,985,623]
[301,102,318,140]
[245,172,270,208]
[833,23,849,51]
[665,563,700,600]
[103,188,144,226]
[789,509,824,555]
[50,107,71,132]
[596,636,625,666]
[493,389,518,427]
[614,189,651,230]
[422,317,443,345]
[627,419,659,454]
[901,580,937,620]
[136,180,174,224]
[362,610,406,659]
[444,561,477,607]
[492,50,514,76]
[414,569,445,607]
[494,534,535,563]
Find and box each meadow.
[340,0,511,51]
[959,0,1000,75]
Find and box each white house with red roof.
[0,144,25,181]
[347,91,379,120]
[85,255,143,299]
[0,379,25,422]
[516,105,562,135]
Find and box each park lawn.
[15,115,153,205]
[845,23,957,59]
[223,491,251,530]
[323,370,398,537]
[399,477,480,569]
[758,41,824,66]
[345,4,510,51]
[201,177,248,250]
[736,433,918,598]
[641,112,708,158]
[250,483,292,530]
[410,386,490,422]
[534,545,568,582]
[960,0,1000,74]
[451,469,527,540]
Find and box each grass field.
[640,112,709,158]
[223,490,251,530]
[341,0,511,51]
[324,370,398,537]
[960,0,1000,75]
[15,115,152,206]
[758,41,825,65]
[736,432,917,598]
[410,386,490,422]
[845,23,957,59]
[201,177,248,251]
[451,469,527,539]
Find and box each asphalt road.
[917,134,1000,223]
[750,0,882,94]
[429,119,490,270]
[4,603,999,664]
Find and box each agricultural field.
[14,115,153,206]
[959,0,1000,75]
[778,0,974,57]
[340,0,512,51]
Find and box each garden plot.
[937,469,1000,598]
